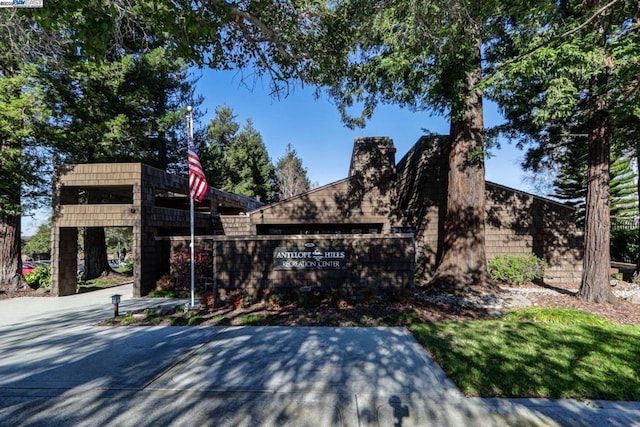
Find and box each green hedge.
[611,228,639,264]
[488,254,546,286]
[25,266,51,289]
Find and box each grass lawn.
[77,271,132,293]
[410,308,640,401]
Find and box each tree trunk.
[634,143,640,283]
[578,106,616,303]
[81,190,110,280]
[0,128,27,291]
[428,38,494,295]
[578,0,616,304]
[82,227,110,280]
[0,211,27,291]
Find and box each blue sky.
[21,67,537,236]
[195,68,535,191]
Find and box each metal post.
[188,106,196,309]
[190,197,196,309]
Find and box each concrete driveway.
[0,284,638,426]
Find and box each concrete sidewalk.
[0,285,639,426]
[0,283,187,326]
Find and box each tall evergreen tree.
[0,11,60,290]
[44,48,198,279]
[204,107,276,203]
[609,155,638,221]
[306,0,519,293]
[47,48,194,169]
[275,143,311,200]
[203,105,240,190]
[227,119,276,203]
[486,0,640,303]
[552,149,588,222]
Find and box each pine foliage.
[609,155,638,221]
[275,143,311,200]
[46,47,196,171]
[204,106,277,203]
[552,146,638,227]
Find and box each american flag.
[188,135,208,203]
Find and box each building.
[51,136,582,298]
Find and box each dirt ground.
[0,287,50,300]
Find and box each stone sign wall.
[167,234,415,301]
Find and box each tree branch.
[207,0,301,63]
[559,0,623,40]
[490,0,624,75]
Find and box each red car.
[22,262,37,276]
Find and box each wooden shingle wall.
[396,136,583,284]
[51,163,261,297]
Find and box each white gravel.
[415,281,640,311]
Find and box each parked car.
[22,262,37,276]
[109,259,126,269]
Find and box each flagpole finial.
[187,105,192,112]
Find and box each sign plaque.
[273,242,347,270]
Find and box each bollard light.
[111,294,122,318]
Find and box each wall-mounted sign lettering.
[273,242,347,270]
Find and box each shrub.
[25,266,51,289]
[297,286,323,308]
[488,254,546,286]
[155,274,175,291]
[361,286,377,305]
[228,289,247,309]
[170,246,213,291]
[265,290,284,309]
[329,288,347,308]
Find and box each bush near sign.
[273,242,347,270]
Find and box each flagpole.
[188,106,196,309]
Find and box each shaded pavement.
[0,284,638,426]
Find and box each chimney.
[348,137,396,185]
[347,137,397,222]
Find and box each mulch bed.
[5,281,640,326]
[0,288,50,300]
[102,281,640,327]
